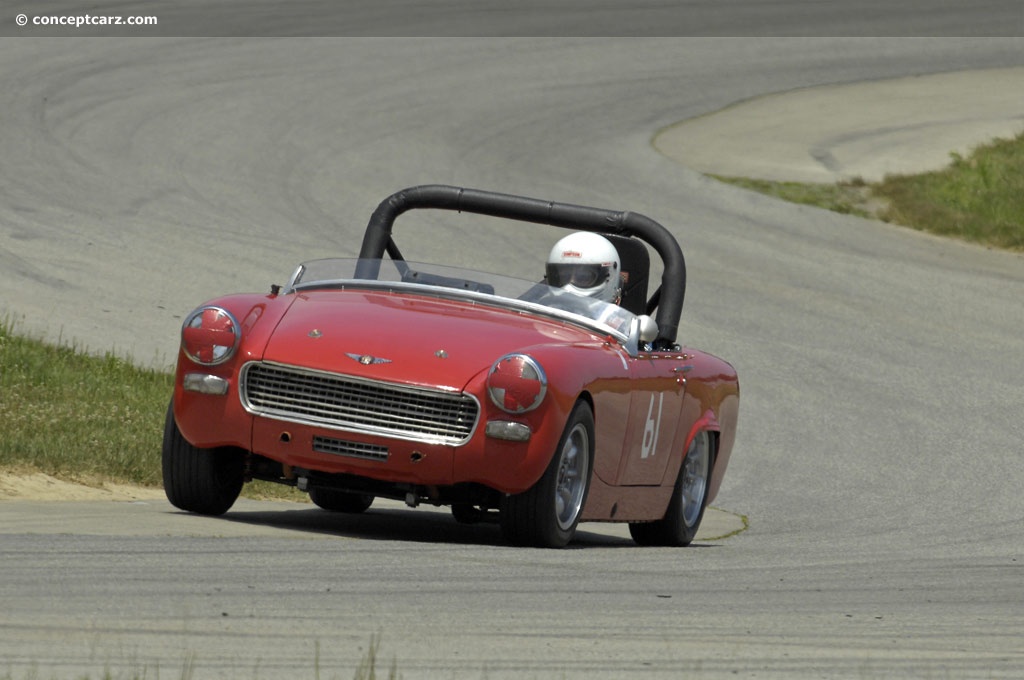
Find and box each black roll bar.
[357,185,686,345]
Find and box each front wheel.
[162,400,244,516]
[629,430,713,547]
[500,401,594,548]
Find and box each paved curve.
[2,34,1024,679]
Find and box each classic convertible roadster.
[163,185,739,547]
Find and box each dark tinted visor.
[545,263,610,289]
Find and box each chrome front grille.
[240,361,478,445]
[313,436,389,462]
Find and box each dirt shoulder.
[0,472,165,502]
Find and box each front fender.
[172,292,294,449]
[451,364,575,494]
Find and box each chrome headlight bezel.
[486,353,547,415]
[180,306,241,366]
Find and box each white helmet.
[545,232,621,303]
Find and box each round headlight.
[181,306,240,366]
[487,354,547,414]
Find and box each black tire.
[451,503,484,524]
[629,430,713,547]
[500,401,594,548]
[162,400,244,516]
[308,487,374,513]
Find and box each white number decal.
[640,393,664,459]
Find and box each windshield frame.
[284,258,643,354]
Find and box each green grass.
[711,175,879,218]
[0,319,301,500]
[0,321,172,486]
[875,133,1024,249]
[715,130,1024,251]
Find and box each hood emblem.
[308,329,322,338]
[346,352,392,366]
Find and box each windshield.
[285,258,638,343]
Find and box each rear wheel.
[629,430,713,547]
[162,401,244,516]
[308,488,374,513]
[501,401,593,548]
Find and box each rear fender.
[706,392,739,503]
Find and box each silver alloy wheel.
[555,422,590,531]
[499,401,594,548]
[681,431,710,528]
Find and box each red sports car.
[163,185,739,548]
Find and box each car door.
[614,350,690,486]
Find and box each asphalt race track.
[2,30,1024,680]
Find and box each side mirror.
[637,315,659,343]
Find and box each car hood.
[260,289,593,391]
